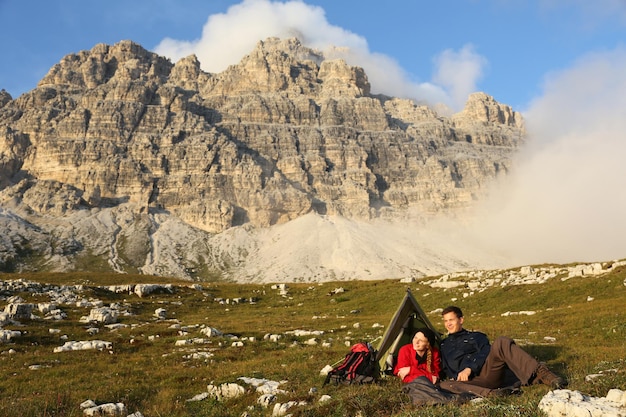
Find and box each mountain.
[0,38,525,281]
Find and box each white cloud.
[468,46,626,264]
[154,0,485,110]
[432,44,489,112]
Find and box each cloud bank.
[154,0,486,111]
[468,46,626,265]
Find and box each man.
[439,306,566,397]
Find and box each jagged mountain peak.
[38,40,173,91]
[0,37,524,281]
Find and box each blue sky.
[0,0,624,111]
[1,0,625,263]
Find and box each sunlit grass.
[0,264,624,417]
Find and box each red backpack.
[324,342,380,385]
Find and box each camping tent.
[375,288,442,375]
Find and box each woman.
[394,327,441,384]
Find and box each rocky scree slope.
[0,38,524,281]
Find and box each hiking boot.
[489,387,522,398]
[533,363,566,389]
[453,392,477,404]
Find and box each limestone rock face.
[0,37,525,280]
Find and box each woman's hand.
[397,366,411,380]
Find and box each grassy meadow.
[0,263,624,417]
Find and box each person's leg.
[488,336,538,384]
[439,379,492,397]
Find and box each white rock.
[257,394,276,407]
[154,308,167,319]
[268,334,281,342]
[238,377,286,395]
[80,400,97,409]
[104,323,128,330]
[37,303,57,314]
[539,389,626,417]
[200,327,223,337]
[81,307,118,324]
[186,392,209,402]
[320,365,334,376]
[83,402,127,417]
[4,303,34,319]
[0,330,21,342]
[53,340,112,353]
[207,383,245,400]
[285,329,324,337]
[607,389,626,407]
[319,395,332,403]
[272,401,296,417]
[0,312,10,326]
[430,281,464,289]
[134,284,173,298]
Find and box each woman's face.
[412,332,430,352]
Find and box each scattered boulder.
[186,392,210,402]
[0,329,21,342]
[134,284,173,298]
[4,303,34,320]
[200,326,223,337]
[539,389,626,417]
[206,382,246,400]
[257,393,276,408]
[80,400,129,416]
[54,340,112,353]
[0,312,11,326]
[272,400,306,417]
[264,333,282,342]
[154,308,167,319]
[238,377,287,395]
[80,307,118,325]
[319,365,334,376]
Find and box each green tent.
[375,288,442,375]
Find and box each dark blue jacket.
[440,329,491,380]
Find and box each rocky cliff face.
[0,38,525,281]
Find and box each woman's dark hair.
[414,327,436,348]
[414,327,437,373]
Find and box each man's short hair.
[442,306,463,318]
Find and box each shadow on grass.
[524,344,568,376]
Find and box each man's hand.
[456,368,472,381]
[397,366,411,380]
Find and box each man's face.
[442,311,464,334]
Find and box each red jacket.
[394,344,441,384]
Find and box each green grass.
[0,264,624,417]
